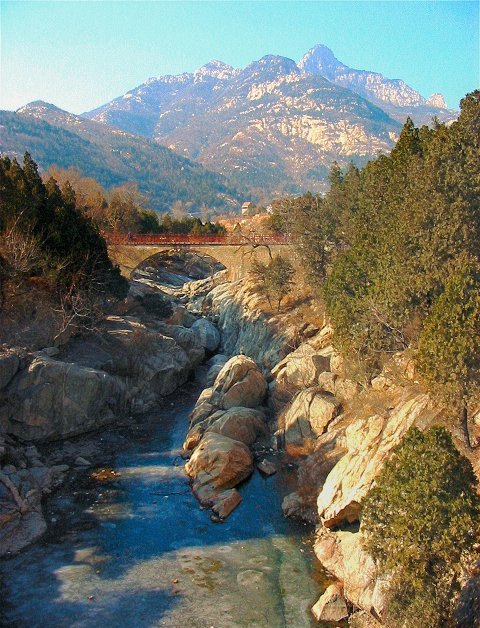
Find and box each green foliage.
[418,259,480,405]
[136,293,173,319]
[281,92,479,402]
[156,214,226,235]
[0,108,245,214]
[362,427,480,627]
[251,254,295,311]
[0,153,128,300]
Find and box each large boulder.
[154,323,205,367]
[311,583,348,622]
[0,436,68,556]
[206,407,267,445]
[314,528,387,618]
[0,351,20,391]
[99,316,193,395]
[280,389,341,456]
[165,305,197,328]
[317,393,432,527]
[185,432,253,490]
[189,387,216,428]
[0,356,126,441]
[272,343,333,389]
[191,318,221,352]
[205,354,229,386]
[212,355,267,410]
[318,371,360,402]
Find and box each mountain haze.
[0,102,245,213]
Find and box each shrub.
[362,427,480,627]
[250,254,295,311]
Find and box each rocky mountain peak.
[194,60,238,81]
[426,93,447,109]
[298,44,345,78]
[17,100,66,115]
[297,43,456,114]
[242,54,300,79]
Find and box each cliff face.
[203,279,300,371]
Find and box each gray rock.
[0,356,127,441]
[74,457,91,466]
[191,318,221,352]
[166,305,197,328]
[42,347,59,357]
[311,583,348,622]
[205,354,229,386]
[0,351,19,391]
[281,389,341,455]
[257,459,276,476]
[24,445,40,460]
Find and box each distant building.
[266,204,273,214]
[241,201,252,216]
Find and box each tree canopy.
[273,91,480,422]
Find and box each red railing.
[104,233,290,246]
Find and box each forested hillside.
[0,104,245,213]
[0,153,128,346]
[273,90,480,432]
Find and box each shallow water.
[0,373,325,628]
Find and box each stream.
[0,366,324,627]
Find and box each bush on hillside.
[362,427,480,627]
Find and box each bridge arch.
[106,235,292,280]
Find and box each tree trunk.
[462,403,474,450]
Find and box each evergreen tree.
[362,427,480,627]
[418,259,480,446]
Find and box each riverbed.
[0,368,324,628]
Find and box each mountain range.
[84,44,456,197]
[1,44,457,207]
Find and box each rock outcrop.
[211,355,267,410]
[204,280,298,371]
[0,351,20,391]
[191,318,221,353]
[314,528,387,618]
[311,582,349,622]
[317,393,433,527]
[184,354,268,519]
[0,435,68,556]
[0,356,126,441]
[280,389,341,455]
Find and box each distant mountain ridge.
[0,102,245,213]
[83,44,456,196]
[298,44,454,124]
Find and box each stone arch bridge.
[106,234,293,280]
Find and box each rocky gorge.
[1,255,479,626]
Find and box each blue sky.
[1,1,478,113]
